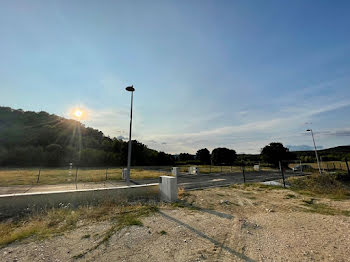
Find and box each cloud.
[287,145,324,151]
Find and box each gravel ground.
[2,185,350,262]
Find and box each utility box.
[188,166,200,175]
[172,167,180,177]
[254,165,260,171]
[159,176,177,202]
[122,168,128,180]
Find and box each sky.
[1,0,350,154]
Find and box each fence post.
[105,168,108,180]
[36,167,41,184]
[75,166,79,190]
[333,163,336,171]
[221,165,223,173]
[345,158,350,175]
[210,164,211,173]
[242,166,246,184]
[279,161,286,188]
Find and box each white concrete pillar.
[122,168,128,180]
[159,176,177,202]
[172,167,180,177]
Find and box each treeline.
[0,107,174,167]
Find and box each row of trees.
[191,143,295,167]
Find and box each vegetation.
[288,172,350,199]
[196,148,211,165]
[0,107,174,167]
[0,202,158,248]
[211,147,237,165]
[260,142,295,167]
[0,167,169,186]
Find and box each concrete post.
[172,167,180,177]
[159,176,177,202]
[122,168,128,180]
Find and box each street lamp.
[125,85,135,186]
[306,129,322,175]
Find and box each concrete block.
[254,165,260,171]
[189,166,199,175]
[159,176,177,202]
[122,168,128,179]
[172,167,180,177]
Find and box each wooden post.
[279,161,286,188]
[242,166,246,184]
[345,158,350,175]
[105,168,108,180]
[75,166,79,190]
[36,167,41,184]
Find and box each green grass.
[0,167,169,186]
[0,202,158,248]
[288,172,350,199]
[300,198,350,216]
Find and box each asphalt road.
[131,170,305,190]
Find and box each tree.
[196,148,211,164]
[211,148,237,165]
[260,142,295,167]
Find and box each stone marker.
[159,176,177,202]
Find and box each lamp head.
[306,129,311,132]
[126,85,135,92]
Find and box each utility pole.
[306,129,322,175]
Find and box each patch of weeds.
[288,173,350,199]
[0,202,158,249]
[81,234,91,239]
[74,205,158,259]
[216,193,225,197]
[285,194,297,199]
[160,230,167,235]
[300,199,350,217]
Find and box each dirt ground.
[1,185,350,262]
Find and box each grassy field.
[0,165,279,187]
[289,161,349,171]
[0,167,170,186]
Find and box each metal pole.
[345,158,350,175]
[126,91,134,186]
[310,130,322,175]
[242,166,246,184]
[105,168,108,180]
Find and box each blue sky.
[1,0,350,154]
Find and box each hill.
[0,107,174,167]
[293,145,350,162]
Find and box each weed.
[160,230,167,235]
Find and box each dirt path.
[2,185,350,261]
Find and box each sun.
[74,109,83,118]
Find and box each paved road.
[0,170,305,195]
[131,170,305,190]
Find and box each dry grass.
[0,167,169,186]
[0,202,158,248]
[289,161,349,171]
[288,172,350,199]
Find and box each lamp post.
[306,129,322,175]
[126,85,135,186]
